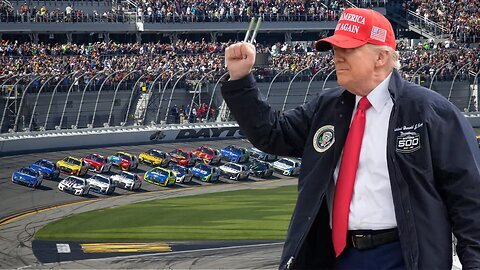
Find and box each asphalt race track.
[0,138,298,269]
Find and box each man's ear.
[376,49,389,67]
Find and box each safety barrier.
[0,122,243,156]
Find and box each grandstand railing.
[0,12,346,23]
[405,10,450,39]
[1,65,479,134]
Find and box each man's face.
[332,44,378,95]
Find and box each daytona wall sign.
[150,127,244,141]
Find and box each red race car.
[168,148,198,167]
[83,153,112,173]
[192,146,221,165]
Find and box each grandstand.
[0,0,479,133]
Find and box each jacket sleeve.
[221,73,318,157]
[429,101,480,266]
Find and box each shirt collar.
[355,72,393,113]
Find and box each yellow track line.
[81,243,171,253]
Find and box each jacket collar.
[338,68,404,104]
[387,68,405,103]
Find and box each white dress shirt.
[329,73,397,230]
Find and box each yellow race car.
[139,149,170,167]
[56,156,89,176]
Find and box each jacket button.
[339,114,343,118]
[308,216,311,220]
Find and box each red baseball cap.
[315,8,396,51]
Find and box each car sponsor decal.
[313,125,335,153]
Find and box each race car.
[219,145,250,163]
[56,156,89,176]
[190,163,220,182]
[219,162,250,180]
[168,148,198,167]
[30,159,60,180]
[107,152,139,171]
[272,158,301,176]
[110,171,142,191]
[248,159,274,178]
[139,149,170,167]
[169,163,193,184]
[12,167,43,188]
[86,174,116,195]
[248,147,278,162]
[58,176,90,196]
[477,135,480,147]
[144,167,176,187]
[83,153,112,173]
[191,146,221,165]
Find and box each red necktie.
[332,96,372,257]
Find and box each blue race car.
[30,159,60,180]
[169,163,193,184]
[144,167,176,187]
[12,167,43,188]
[190,163,220,182]
[219,145,250,163]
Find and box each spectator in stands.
[222,7,480,269]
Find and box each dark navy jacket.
[221,69,480,269]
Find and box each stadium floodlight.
[244,17,262,44]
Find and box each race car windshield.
[252,162,268,170]
[150,150,164,158]
[199,148,214,155]
[92,175,110,184]
[153,169,169,177]
[278,159,294,166]
[36,160,54,168]
[90,155,105,162]
[66,158,81,166]
[171,150,187,158]
[118,153,132,160]
[171,165,187,174]
[21,168,37,176]
[225,163,242,171]
[196,164,210,172]
[75,179,85,185]
[120,172,135,180]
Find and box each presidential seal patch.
[313,125,335,153]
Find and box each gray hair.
[368,44,401,70]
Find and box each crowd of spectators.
[0,39,478,91]
[404,0,479,43]
[0,0,390,23]
[135,0,348,23]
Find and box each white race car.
[58,176,90,196]
[110,171,142,191]
[219,162,250,180]
[272,158,301,176]
[86,174,115,195]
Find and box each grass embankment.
[36,185,297,241]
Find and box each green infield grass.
[36,185,297,241]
